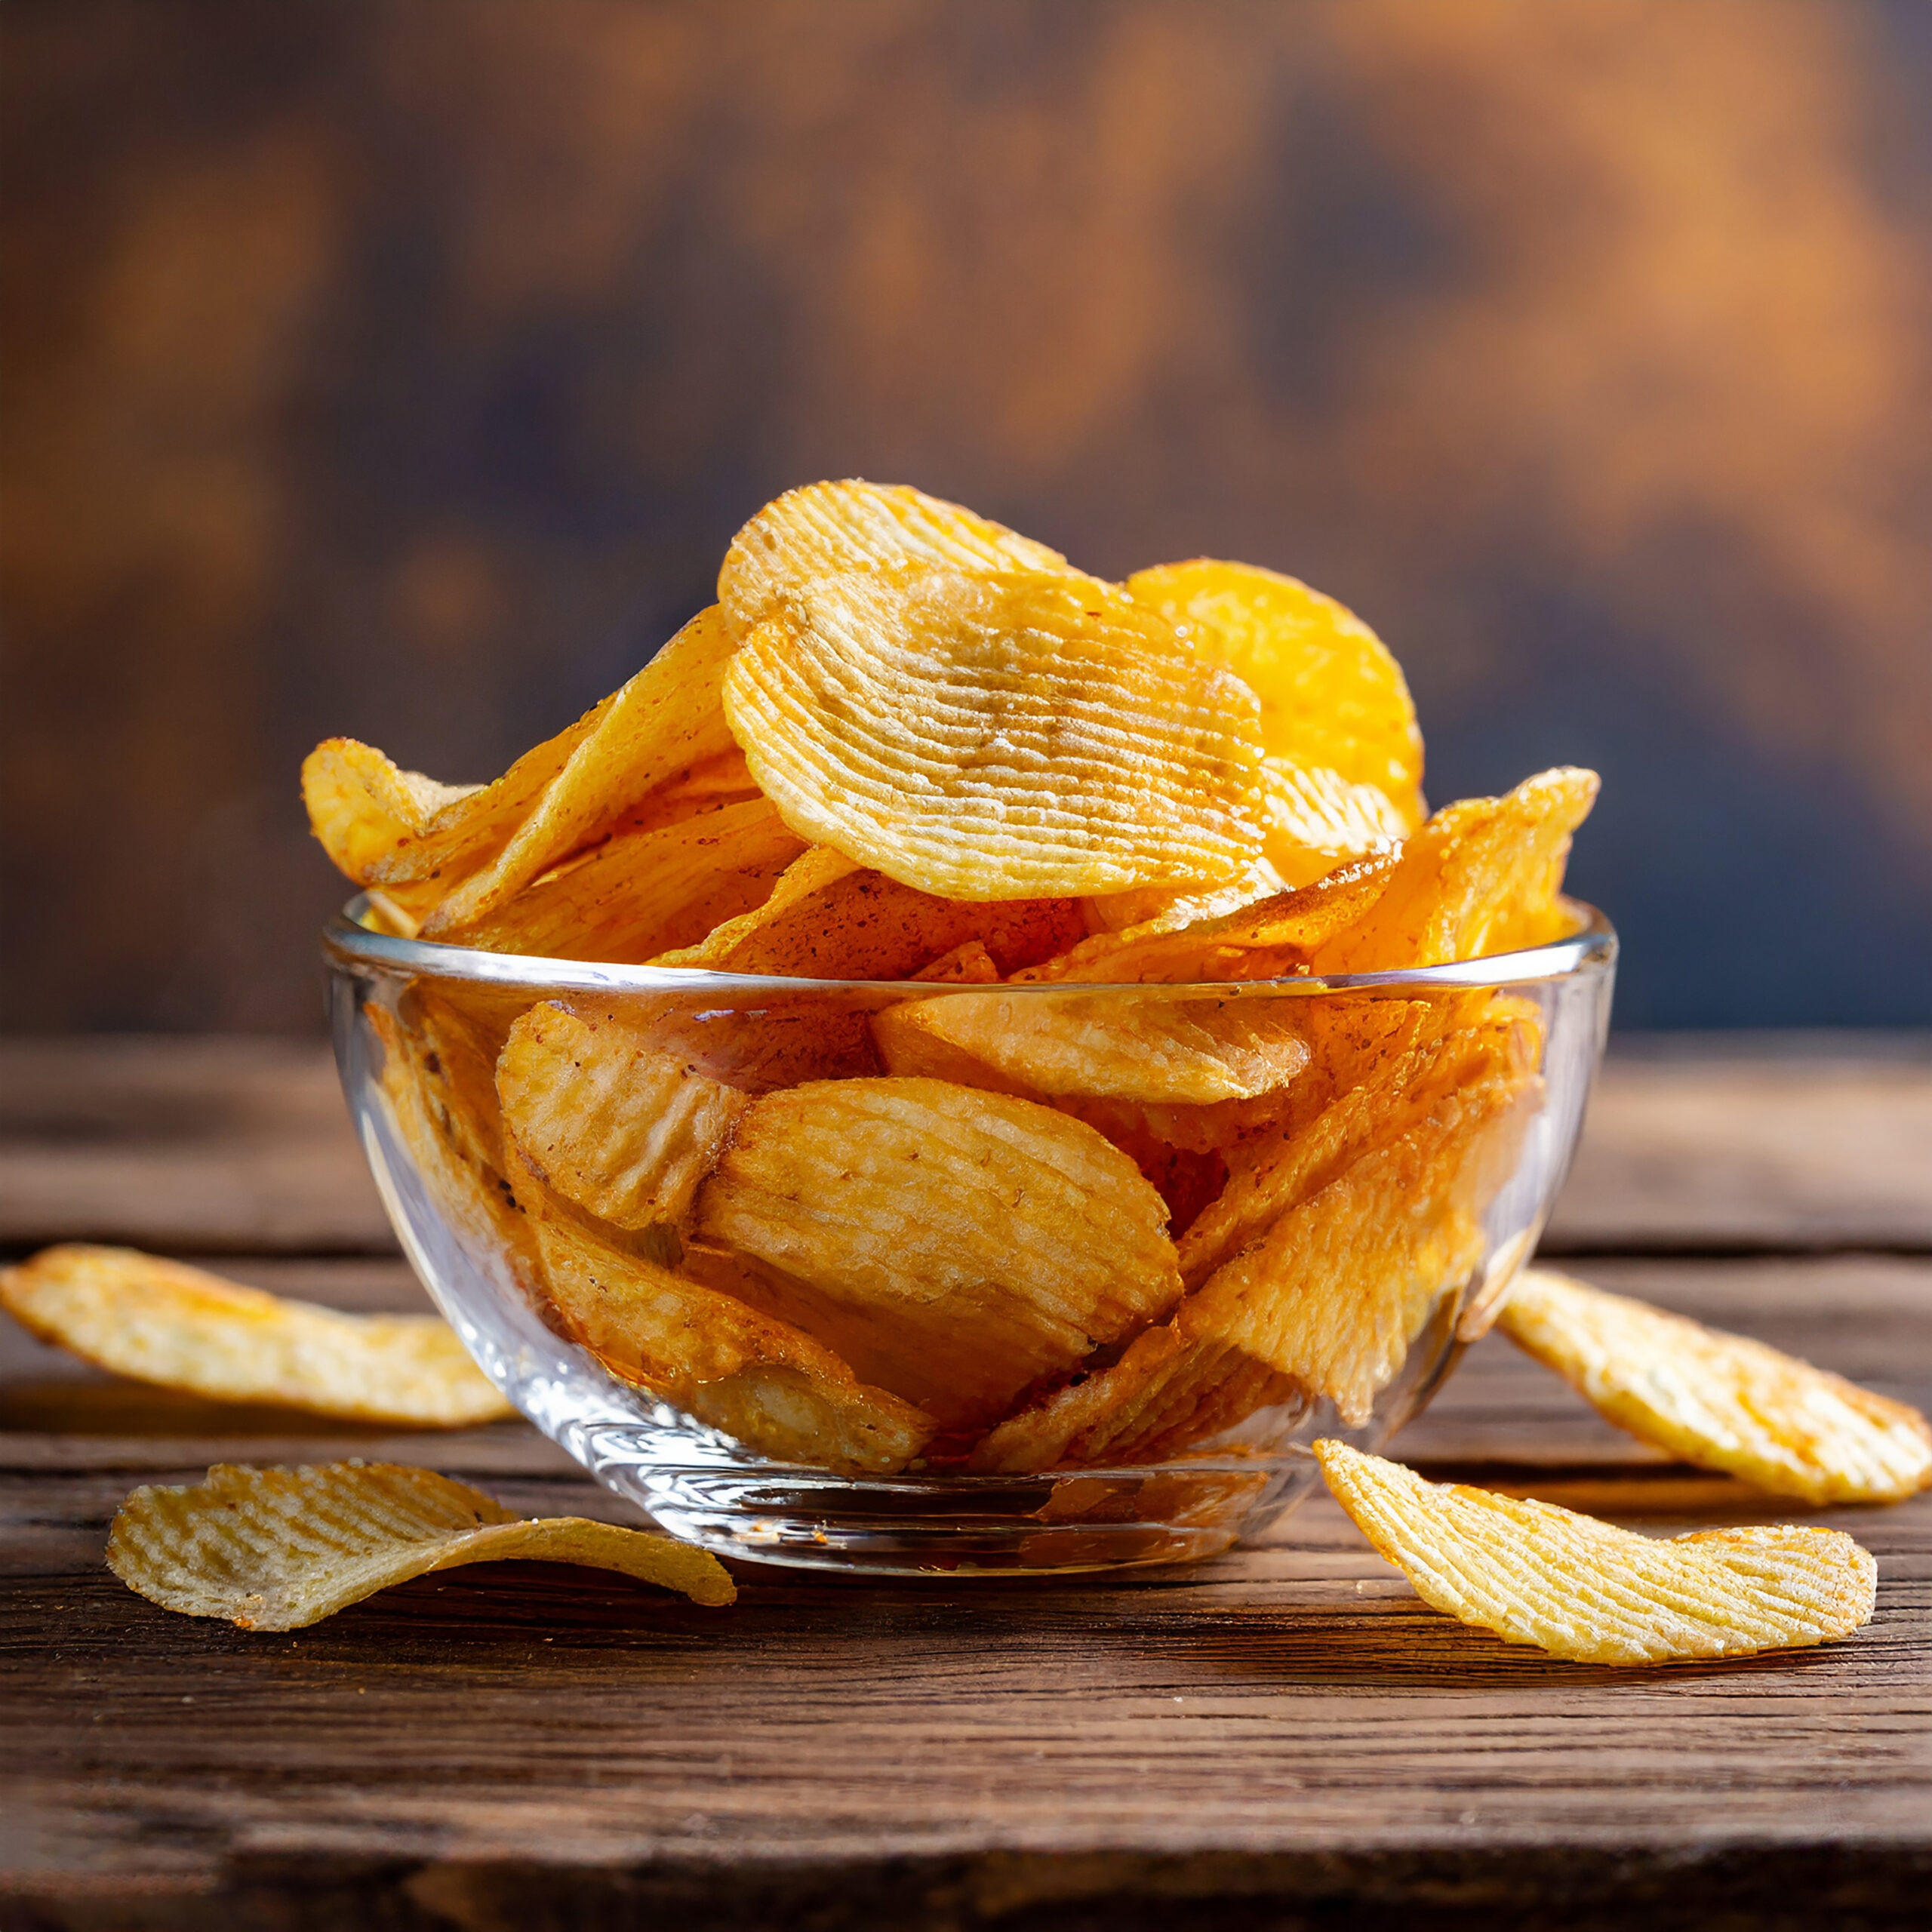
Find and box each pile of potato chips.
[306,481,1593,1481]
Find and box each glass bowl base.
[553,1417,1322,1576]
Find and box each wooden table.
[2,1035,1928,1930]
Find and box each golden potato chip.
[419,606,741,934]
[654,847,1087,980]
[874,990,1312,1106]
[694,1077,1183,1429]
[371,1004,541,1284]
[0,1245,512,1427]
[1314,1440,1877,1664]
[1081,852,1290,938]
[528,1203,934,1472]
[1178,997,1541,1290]
[912,940,1002,983]
[1313,768,1598,972]
[1260,755,1410,888]
[1498,1268,1932,1506]
[1016,854,1398,986]
[717,477,1075,638]
[614,745,761,832]
[723,566,1266,901]
[435,796,807,963]
[392,980,528,1175]
[108,1461,733,1629]
[497,1001,749,1231]
[1125,558,1424,825]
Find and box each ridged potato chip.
[1124,558,1424,826]
[437,796,806,963]
[0,1245,512,1427]
[1314,768,1598,972]
[1081,851,1290,939]
[874,990,1312,1106]
[695,1077,1183,1429]
[718,478,1075,638]
[977,1075,1518,1470]
[419,605,741,934]
[109,1461,733,1629]
[1498,1268,1932,1506]
[528,1202,934,1472]
[497,1003,749,1232]
[1260,755,1410,888]
[654,847,1086,980]
[1016,854,1398,987]
[1315,1440,1878,1665]
[371,1004,540,1284]
[1178,997,1541,1290]
[723,566,1266,901]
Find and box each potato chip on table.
[109,1461,734,1629]
[1498,1267,1932,1505]
[0,1244,512,1427]
[1315,1440,1876,1664]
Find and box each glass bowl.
[324,900,1614,1577]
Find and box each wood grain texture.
[1,1041,1929,1926]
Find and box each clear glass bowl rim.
[323,894,1617,997]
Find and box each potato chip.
[717,478,1075,638]
[1314,1440,1878,1664]
[108,1461,733,1629]
[1016,854,1398,986]
[1313,768,1598,972]
[1260,755,1410,888]
[1081,852,1289,938]
[874,990,1312,1106]
[695,1077,1182,1429]
[1498,1268,1932,1506]
[497,1002,749,1231]
[912,940,1002,984]
[1177,997,1541,1290]
[419,606,741,934]
[0,1245,512,1427]
[1124,558,1424,825]
[393,980,528,1175]
[654,848,1087,980]
[528,1202,934,1472]
[723,565,1266,901]
[371,1004,541,1284]
[435,796,807,963]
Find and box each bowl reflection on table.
[324,901,1614,1577]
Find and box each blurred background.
[4,0,1929,1035]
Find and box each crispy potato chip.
[497,1002,749,1231]
[1178,997,1541,1290]
[1125,559,1424,826]
[392,980,529,1175]
[1260,755,1409,888]
[1016,854,1398,986]
[435,796,807,963]
[371,1004,541,1284]
[1081,852,1290,938]
[654,847,1087,980]
[912,940,1002,983]
[1498,1268,1932,1506]
[718,478,1075,638]
[0,1245,512,1427]
[419,606,741,934]
[301,741,483,930]
[1315,1440,1877,1664]
[108,1461,733,1629]
[723,566,1266,900]
[977,1073,1521,1470]
[1313,768,1598,972]
[874,990,1312,1106]
[695,1077,1183,1429]
[528,1201,934,1472]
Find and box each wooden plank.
[1546,1036,1932,1254]
[4,1035,1930,1262]
[2,1256,1927,1924]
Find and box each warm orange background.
[5,0,1929,1029]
